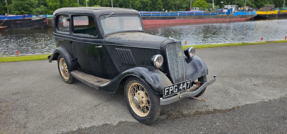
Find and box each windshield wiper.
[100,12,114,20]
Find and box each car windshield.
[100,16,143,35]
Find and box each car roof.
[53,7,139,17]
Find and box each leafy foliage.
[62,0,77,7]
[32,5,47,14]
[46,0,60,14]
[7,0,38,14]
[193,0,208,8]
[1,0,287,15]
[0,0,7,15]
[155,0,163,11]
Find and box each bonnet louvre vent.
[116,48,136,66]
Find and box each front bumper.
[160,76,216,105]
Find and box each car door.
[70,14,105,78]
[54,14,75,59]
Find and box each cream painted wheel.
[125,77,160,124]
[59,58,69,80]
[57,55,75,84]
[128,82,151,117]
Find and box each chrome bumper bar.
[160,76,216,105]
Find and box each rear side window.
[57,15,70,33]
[73,16,98,37]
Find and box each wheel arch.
[185,55,209,82]
[100,67,172,96]
[117,75,155,95]
[49,47,77,72]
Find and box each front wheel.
[189,75,207,98]
[195,75,207,97]
[124,77,160,125]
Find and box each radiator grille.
[116,48,136,66]
[166,43,186,83]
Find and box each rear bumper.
[160,76,216,105]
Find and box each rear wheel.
[124,77,160,125]
[57,55,75,84]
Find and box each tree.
[62,0,77,7]
[235,0,245,7]
[155,0,163,11]
[32,5,47,14]
[61,0,68,7]
[46,0,60,14]
[88,0,98,7]
[254,0,265,8]
[0,0,7,15]
[38,0,47,6]
[142,0,152,11]
[134,0,142,10]
[2,0,286,15]
[246,0,256,7]
[102,0,111,7]
[8,0,38,14]
[192,0,208,8]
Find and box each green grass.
[182,40,287,50]
[0,54,51,63]
[0,40,286,63]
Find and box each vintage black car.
[48,7,216,124]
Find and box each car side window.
[57,15,70,33]
[72,16,98,37]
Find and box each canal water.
[1,19,287,56]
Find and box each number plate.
[163,80,191,98]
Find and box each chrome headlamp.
[184,47,195,58]
[151,54,164,68]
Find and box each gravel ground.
[0,43,287,134]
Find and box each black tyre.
[57,55,75,84]
[194,75,207,97]
[124,77,160,125]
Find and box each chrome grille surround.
[166,42,186,83]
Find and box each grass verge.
[0,40,286,63]
[0,54,50,63]
[182,40,287,50]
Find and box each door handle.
[95,46,102,48]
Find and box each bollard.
[16,51,19,56]
[184,41,187,45]
[285,36,286,40]
[261,37,263,41]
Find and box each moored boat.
[0,15,48,30]
[254,5,287,20]
[255,10,287,20]
[141,10,257,27]
[140,6,257,27]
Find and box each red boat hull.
[142,16,255,27]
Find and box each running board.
[71,71,111,90]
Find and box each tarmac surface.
[65,97,287,134]
[0,43,287,133]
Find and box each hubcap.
[128,82,151,117]
[61,66,64,72]
[133,96,139,106]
